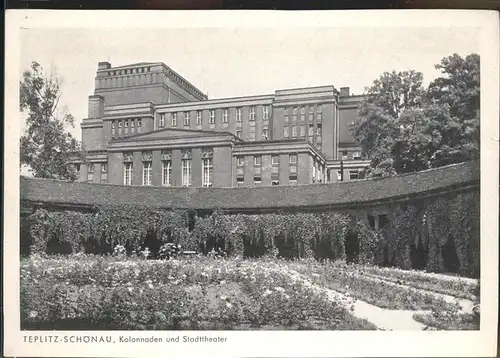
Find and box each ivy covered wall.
[20,188,479,277]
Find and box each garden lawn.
[20,255,375,331]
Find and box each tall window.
[262,128,269,140]
[209,110,215,124]
[222,109,228,123]
[284,126,289,138]
[181,150,192,187]
[284,107,289,116]
[112,121,116,129]
[202,158,213,187]
[292,125,297,138]
[300,125,305,137]
[162,161,172,186]
[308,124,314,136]
[87,164,94,182]
[124,163,133,186]
[159,113,165,127]
[237,156,245,167]
[172,113,177,127]
[317,105,322,113]
[317,123,322,136]
[254,155,262,166]
[196,111,202,125]
[143,162,152,186]
[182,159,192,186]
[184,112,190,126]
[271,155,279,165]
[236,108,242,122]
[300,107,306,122]
[236,129,242,138]
[263,106,269,120]
[289,154,297,164]
[249,106,255,121]
[99,163,107,183]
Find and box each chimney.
[340,87,350,97]
[98,61,111,70]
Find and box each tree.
[352,70,427,176]
[425,53,480,167]
[352,53,480,177]
[20,62,83,180]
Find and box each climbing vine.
[23,188,479,277]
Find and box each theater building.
[76,61,370,188]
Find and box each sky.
[20,26,481,141]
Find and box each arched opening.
[345,230,359,264]
[382,244,396,267]
[141,230,163,259]
[46,235,73,255]
[275,232,295,259]
[442,234,460,274]
[410,240,428,270]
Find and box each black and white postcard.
[4,9,499,358]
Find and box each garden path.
[287,270,430,330]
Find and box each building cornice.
[326,159,371,169]
[81,119,103,129]
[107,138,235,152]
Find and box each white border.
[4,10,499,358]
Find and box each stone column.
[133,151,142,186]
[172,149,182,187]
[192,148,202,187]
[152,150,162,186]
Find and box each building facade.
[76,61,370,188]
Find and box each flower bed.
[413,303,480,331]
[20,255,376,330]
[354,265,479,300]
[287,260,459,311]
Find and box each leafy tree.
[425,53,480,167]
[352,54,480,177]
[352,70,427,176]
[20,61,83,180]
